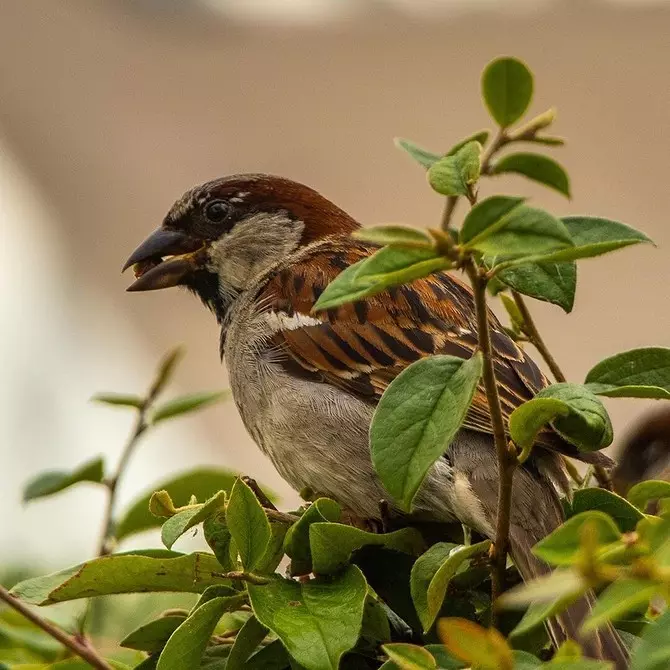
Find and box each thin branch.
[0,585,113,670]
[511,291,566,383]
[265,509,300,524]
[242,476,278,511]
[213,571,270,586]
[465,260,518,617]
[440,196,459,231]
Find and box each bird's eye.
[204,200,229,223]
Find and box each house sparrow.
[124,173,628,667]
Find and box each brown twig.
[242,476,278,511]
[0,585,113,670]
[265,509,300,524]
[213,571,270,586]
[465,260,518,619]
[441,196,459,230]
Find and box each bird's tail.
[510,527,630,670]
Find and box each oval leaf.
[496,262,576,313]
[309,522,424,575]
[226,478,271,572]
[353,225,435,249]
[628,480,670,511]
[22,457,105,503]
[460,195,526,245]
[227,615,269,667]
[492,152,571,198]
[532,511,621,566]
[10,552,224,605]
[535,383,613,452]
[570,488,643,533]
[383,643,437,669]
[509,397,570,451]
[428,141,482,197]
[161,490,227,550]
[447,130,491,156]
[152,390,229,423]
[371,353,483,511]
[248,565,367,670]
[585,348,670,400]
[437,618,513,670]
[121,616,186,652]
[394,138,443,169]
[499,567,588,608]
[313,247,451,312]
[481,57,533,128]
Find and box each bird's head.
[123,173,359,320]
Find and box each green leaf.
[628,481,670,511]
[584,347,670,399]
[309,523,424,574]
[353,225,435,249]
[509,596,578,639]
[446,130,491,156]
[533,511,621,566]
[150,346,184,397]
[499,293,524,332]
[226,478,271,571]
[460,195,526,245]
[91,393,144,409]
[156,597,230,670]
[481,57,533,128]
[383,643,437,669]
[121,615,187,652]
[161,490,227,550]
[630,609,670,670]
[22,457,105,502]
[394,138,442,169]
[464,205,573,258]
[581,579,660,634]
[284,498,342,575]
[534,383,613,452]
[10,552,224,605]
[437,617,513,670]
[428,141,482,197]
[313,247,451,312]
[570,488,643,533]
[370,353,483,511]
[227,616,268,668]
[496,262,576,313]
[492,153,571,198]
[152,390,229,423]
[410,540,491,632]
[548,661,614,669]
[509,398,570,452]
[248,565,367,670]
[256,519,291,575]
[203,512,236,572]
[115,468,241,542]
[498,567,588,608]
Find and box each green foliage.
[160,490,227,549]
[428,141,482,197]
[370,353,482,511]
[481,56,534,128]
[22,456,105,502]
[630,610,670,670]
[152,390,230,424]
[492,153,571,198]
[353,225,435,249]
[627,480,670,511]
[568,488,643,533]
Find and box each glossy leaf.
[226,478,271,572]
[227,616,268,668]
[115,468,241,542]
[383,643,436,669]
[534,383,613,452]
[492,152,570,198]
[496,262,576,313]
[284,498,342,575]
[121,616,186,652]
[394,138,442,169]
[371,353,483,511]
[628,480,670,511]
[465,206,573,258]
[481,57,533,128]
[313,247,451,312]
[437,617,513,670]
[411,540,490,632]
[10,552,224,605]
[584,347,670,399]
[428,141,482,197]
[581,579,659,634]
[309,522,423,574]
[248,565,367,670]
[459,195,525,245]
[161,491,227,550]
[509,398,570,451]
[353,225,435,249]
[533,511,621,566]
[91,393,144,409]
[152,390,229,423]
[156,597,230,670]
[570,488,643,533]
[22,457,105,502]
[630,609,670,670]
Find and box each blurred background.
[1,0,669,573]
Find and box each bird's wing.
[254,238,551,441]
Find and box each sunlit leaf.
[161,490,227,550]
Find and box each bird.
[124,173,628,667]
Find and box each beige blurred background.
[1,0,669,568]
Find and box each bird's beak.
[123,228,207,292]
